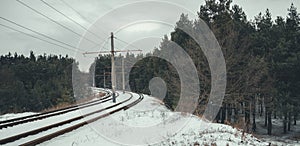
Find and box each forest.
[0,52,76,113]
[0,0,299,137]
[93,0,300,135]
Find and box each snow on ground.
[0,87,106,123]
[1,89,299,146]
[0,112,37,122]
[0,90,137,146]
[255,117,300,146]
[38,93,272,146]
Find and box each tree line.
[0,0,298,136]
[0,51,76,114]
[93,0,300,135]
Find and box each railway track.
[0,91,143,146]
[0,89,110,125]
[0,89,115,129]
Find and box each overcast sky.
[0,0,299,71]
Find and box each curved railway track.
[0,90,116,129]
[0,89,110,125]
[0,91,143,146]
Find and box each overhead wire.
[55,0,114,55]
[31,0,142,57]
[0,1,118,57]
[113,37,141,51]
[84,36,110,51]
[59,0,91,23]
[40,0,105,41]
[82,36,112,58]
[49,0,132,54]
[0,23,79,53]
[58,0,109,37]
[16,0,101,46]
[0,16,86,52]
[101,37,110,51]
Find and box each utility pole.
[82,32,142,103]
[105,63,138,94]
[103,71,106,88]
[111,32,116,103]
[92,71,95,87]
[122,57,125,93]
[95,72,110,88]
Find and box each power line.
[40,0,105,40]
[16,0,100,46]
[0,23,79,53]
[0,16,85,52]
[101,37,110,50]
[87,37,110,52]
[114,37,141,51]
[91,36,111,51]
[59,0,90,23]
[82,37,111,58]
[58,0,108,37]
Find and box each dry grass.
[41,103,72,113]
[232,117,245,130]
[41,92,106,113]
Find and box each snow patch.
[0,112,37,122]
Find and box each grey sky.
[0,0,299,71]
